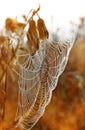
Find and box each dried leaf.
[5,18,25,34]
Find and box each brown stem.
[2,67,8,120]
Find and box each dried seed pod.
[27,19,39,54]
[37,18,49,40]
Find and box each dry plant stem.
[2,67,8,120]
[27,4,40,23]
[0,62,4,80]
[2,42,9,120]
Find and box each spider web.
[15,27,77,130]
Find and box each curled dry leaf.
[5,18,26,35]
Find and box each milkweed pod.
[37,18,49,40]
[28,19,37,32]
[27,19,39,53]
